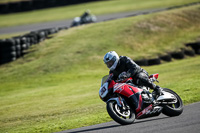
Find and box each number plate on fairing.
[99,82,109,99]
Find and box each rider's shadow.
[64,116,169,133]
[65,124,120,133]
[134,116,169,124]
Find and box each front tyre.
[106,100,135,125]
[162,88,183,116]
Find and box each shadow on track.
[67,124,120,133]
[134,116,169,124]
[66,116,169,133]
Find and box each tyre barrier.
[134,59,148,66]
[185,42,200,55]
[8,2,21,13]
[0,0,104,14]
[0,39,17,65]
[32,0,45,10]
[134,42,200,66]
[159,54,172,62]
[0,3,9,14]
[170,50,185,59]
[20,1,33,12]
[13,37,22,58]
[0,27,67,65]
[183,48,195,56]
[147,58,161,66]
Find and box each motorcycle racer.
[80,9,91,23]
[103,51,162,97]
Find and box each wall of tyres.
[0,0,103,14]
[0,27,68,65]
[134,43,200,66]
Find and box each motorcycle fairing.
[113,83,143,113]
[113,83,143,98]
[129,93,143,113]
[73,17,81,23]
[136,104,163,119]
[99,82,109,99]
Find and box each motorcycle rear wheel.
[162,88,183,116]
[106,100,135,125]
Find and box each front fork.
[107,95,130,110]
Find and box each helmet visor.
[106,60,114,68]
[105,57,116,68]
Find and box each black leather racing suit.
[109,56,156,89]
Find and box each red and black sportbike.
[99,73,183,125]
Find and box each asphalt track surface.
[57,102,200,133]
[0,2,199,35]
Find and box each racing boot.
[152,85,163,97]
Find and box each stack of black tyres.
[186,42,200,55]
[0,3,9,14]
[0,0,103,14]
[134,59,148,66]
[134,41,200,66]
[8,2,21,13]
[170,50,185,59]
[13,37,22,58]
[0,39,16,65]
[160,54,172,62]
[0,27,65,66]
[20,1,33,12]
[147,58,161,65]
[183,48,195,56]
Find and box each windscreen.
[101,75,109,86]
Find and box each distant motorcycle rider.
[103,51,162,96]
[80,10,91,23]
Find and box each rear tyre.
[162,88,183,116]
[107,100,135,125]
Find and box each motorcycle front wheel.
[106,100,135,125]
[162,88,183,116]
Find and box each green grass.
[0,4,200,133]
[0,0,200,28]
